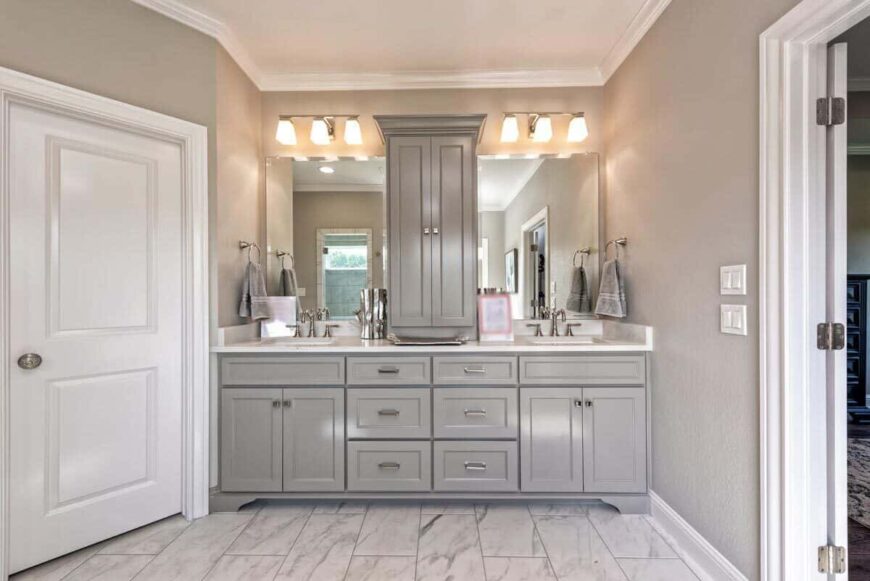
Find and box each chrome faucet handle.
[323,324,340,338]
[316,307,331,321]
[526,323,544,337]
[565,323,583,337]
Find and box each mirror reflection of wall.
[477,154,600,319]
[265,158,386,316]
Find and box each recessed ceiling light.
[319,166,335,174]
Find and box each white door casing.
[760,1,870,579]
[0,67,209,578]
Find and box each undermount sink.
[526,336,599,345]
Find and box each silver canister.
[357,288,387,339]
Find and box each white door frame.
[0,67,210,580]
[761,1,870,579]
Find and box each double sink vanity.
[214,114,654,514]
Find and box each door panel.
[431,136,475,326]
[10,101,184,572]
[389,136,431,327]
[220,388,283,492]
[520,388,583,492]
[582,387,647,493]
[283,388,345,491]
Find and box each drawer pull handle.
[378,366,400,374]
[378,409,400,416]
[378,462,401,470]
[464,461,487,471]
[463,408,487,416]
[463,367,486,374]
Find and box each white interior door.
[9,98,185,573]
[825,42,849,577]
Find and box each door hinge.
[817,97,846,126]
[817,322,846,350]
[818,544,846,574]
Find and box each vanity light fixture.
[310,117,335,145]
[529,114,553,143]
[500,114,519,143]
[567,114,589,143]
[344,116,363,145]
[275,117,297,145]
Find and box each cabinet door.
[388,136,432,327]
[283,388,345,491]
[582,387,647,493]
[221,388,283,492]
[431,135,476,326]
[520,388,583,492]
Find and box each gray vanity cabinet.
[519,388,584,492]
[377,115,484,333]
[221,388,283,492]
[282,388,345,492]
[582,387,647,493]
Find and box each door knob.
[17,353,43,370]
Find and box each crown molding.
[599,0,673,81]
[133,0,670,91]
[131,0,263,86]
[258,68,604,92]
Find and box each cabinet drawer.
[347,441,432,491]
[433,357,517,385]
[221,356,345,386]
[347,357,431,385]
[519,355,645,386]
[347,388,431,439]
[433,388,517,438]
[433,441,518,492]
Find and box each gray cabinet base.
[208,491,649,515]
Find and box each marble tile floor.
[12,501,700,581]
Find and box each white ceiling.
[132,0,671,90]
[292,159,385,191]
[478,158,544,211]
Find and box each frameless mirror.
[265,157,386,319]
[477,154,601,319]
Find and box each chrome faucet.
[300,310,316,337]
[550,309,566,336]
[316,307,330,338]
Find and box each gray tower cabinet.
[375,115,485,335]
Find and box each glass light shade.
[310,118,333,145]
[531,115,553,143]
[567,114,589,143]
[344,117,363,145]
[275,119,297,145]
[500,115,519,143]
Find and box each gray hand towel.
[279,267,298,297]
[566,265,592,313]
[239,261,270,320]
[595,259,627,318]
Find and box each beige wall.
[292,191,386,311]
[216,46,264,327]
[503,156,600,318]
[849,156,870,275]
[479,211,506,289]
[261,87,604,158]
[603,0,799,576]
[265,158,295,295]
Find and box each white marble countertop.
[212,321,653,354]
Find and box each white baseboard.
[647,491,747,581]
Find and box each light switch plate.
[720,265,747,295]
[721,304,748,336]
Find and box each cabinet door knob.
[433,227,439,235]
[574,399,583,407]
[283,400,292,407]
[17,353,42,370]
[423,227,430,235]
[272,400,281,408]
[586,400,593,407]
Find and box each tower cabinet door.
[582,387,647,493]
[430,135,476,326]
[282,388,345,491]
[388,136,432,327]
[520,388,584,492]
[221,388,283,492]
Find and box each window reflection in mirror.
[265,158,386,317]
